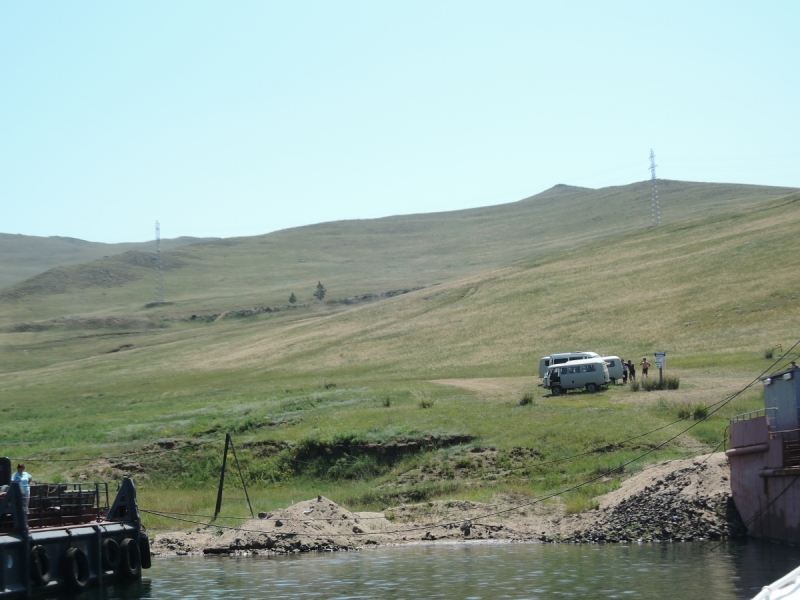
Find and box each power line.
[703,475,800,553]
[141,340,794,538]
[21,341,800,539]
[139,340,787,538]
[650,149,661,227]
[155,220,164,303]
[141,441,728,539]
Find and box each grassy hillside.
[1,181,799,526]
[0,180,795,328]
[0,233,217,290]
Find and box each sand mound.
[151,453,741,555]
[151,496,396,555]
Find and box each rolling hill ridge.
[1,180,795,328]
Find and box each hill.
[0,180,795,328]
[0,233,217,290]
[0,180,799,528]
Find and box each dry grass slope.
[0,180,794,326]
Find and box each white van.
[538,352,600,378]
[543,358,610,395]
[602,356,623,384]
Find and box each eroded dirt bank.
[151,452,744,556]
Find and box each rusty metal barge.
[727,365,800,544]
[1,458,150,598]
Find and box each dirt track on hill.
[150,452,743,556]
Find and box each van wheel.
[551,386,563,396]
[586,383,598,393]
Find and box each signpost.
[655,352,667,385]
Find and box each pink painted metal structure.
[727,365,800,544]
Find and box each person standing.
[627,360,636,382]
[640,357,651,378]
[12,463,32,512]
[621,359,628,384]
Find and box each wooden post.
[655,352,666,387]
[213,434,231,521]
[229,436,254,519]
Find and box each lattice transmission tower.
[155,221,165,302]
[649,149,661,227]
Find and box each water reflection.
[56,540,800,600]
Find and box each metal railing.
[730,407,777,429]
[26,482,110,529]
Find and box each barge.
[1,457,150,598]
[727,364,800,544]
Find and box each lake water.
[65,540,800,600]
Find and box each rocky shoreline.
[561,455,746,544]
[151,452,744,557]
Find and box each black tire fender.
[102,538,121,571]
[140,531,152,569]
[63,547,90,590]
[30,545,51,587]
[120,537,142,579]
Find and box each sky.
[1,2,798,243]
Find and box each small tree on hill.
[313,281,326,301]
[289,292,297,304]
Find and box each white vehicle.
[543,358,610,395]
[602,356,624,384]
[538,352,600,378]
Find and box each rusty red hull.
[728,415,800,544]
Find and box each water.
[65,541,800,600]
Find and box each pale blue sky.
[2,2,798,243]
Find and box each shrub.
[640,378,659,391]
[412,390,435,409]
[764,348,774,359]
[640,376,680,391]
[564,493,600,514]
[381,396,391,407]
[454,457,473,469]
[629,380,640,392]
[674,401,707,420]
[519,392,535,406]
[327,455,383,480]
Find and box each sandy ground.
[151,451,738,555]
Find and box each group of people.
[621,357,651,384]
[0,463,33,512]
